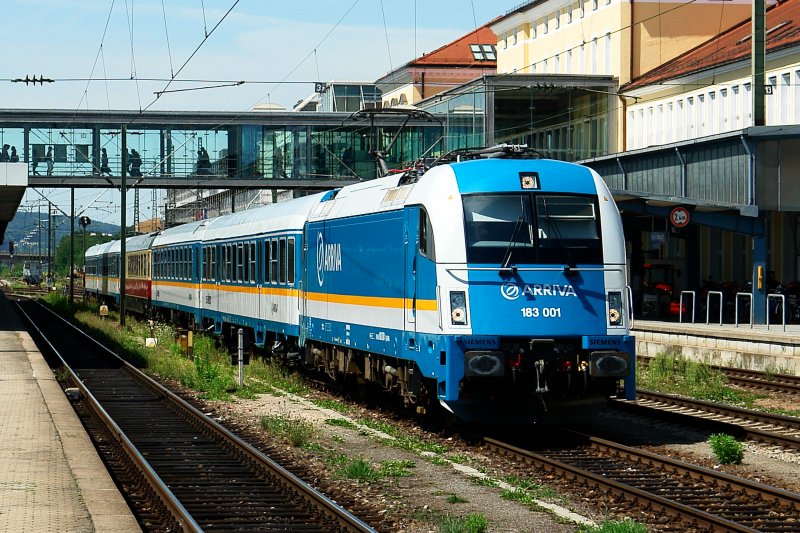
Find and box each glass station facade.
[419,74,615,162]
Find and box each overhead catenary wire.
[161,0,175,78]
[123,0,142,111]
[28,0,728,227]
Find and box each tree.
[53,231,119,275]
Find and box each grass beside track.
[42,293,306,401]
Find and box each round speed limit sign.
[669,206,690,228]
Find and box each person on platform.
[130,149,142,177]
[45,146,54,176]
[31,147,40,175]
[100,148,112,176]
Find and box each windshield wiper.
[501,216,525,271]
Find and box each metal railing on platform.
[735,292,753,328]
[679,290,695,323]
[767,293,786,332]
[705,290,723,325]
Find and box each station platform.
[0,292,140,532]
[633,318,800,374]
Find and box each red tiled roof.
[623,0,800,92]
[411,25,497,67]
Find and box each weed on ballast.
[446,493,468,504]
[578,518,648,533]
[258,413,316,447]
[438,513,488,533]
[709,433,745,464]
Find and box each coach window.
[262,240,271,284]
[270,240,278,283]
[419,208,436,260]
[249,242,256,283]
[287,237,295,284]
[236,243,243,282]
[232,244,238,282]
[242,243,249,283]
[279,238,287,284]
[227,244,234,282]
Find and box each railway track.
[639,356,800,396]
[15,299,378,533]
[485,433,800,532]
[613,390,800,450]
[717,366,800,396]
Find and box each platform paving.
[0,293,140,533]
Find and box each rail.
[622,389,800,450]
[14,301,200,531]
[18,299,378,532]
[485,433,800,531]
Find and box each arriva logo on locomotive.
[316,233,342,286]
[500,282,577,300]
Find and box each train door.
[259,239,267,326]
[101,253,109,295]
[300,232,308,345]
[404,208,419,336]
[212,244,221,327]
[193,244,201,322]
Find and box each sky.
[5,0,522,229]
[5,0,520,112]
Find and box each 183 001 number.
[520,307,562,318]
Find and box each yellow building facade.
[490,0,754,151]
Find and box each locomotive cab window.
[419,209,436,260]
[462,193,602,265]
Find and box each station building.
[402,0,796,323]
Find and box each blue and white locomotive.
[87,145,635,424]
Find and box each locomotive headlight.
[607,291,623,327]
[450,291,468,325]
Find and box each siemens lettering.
[316,233,342,286]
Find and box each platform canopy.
[0,163,27,244]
